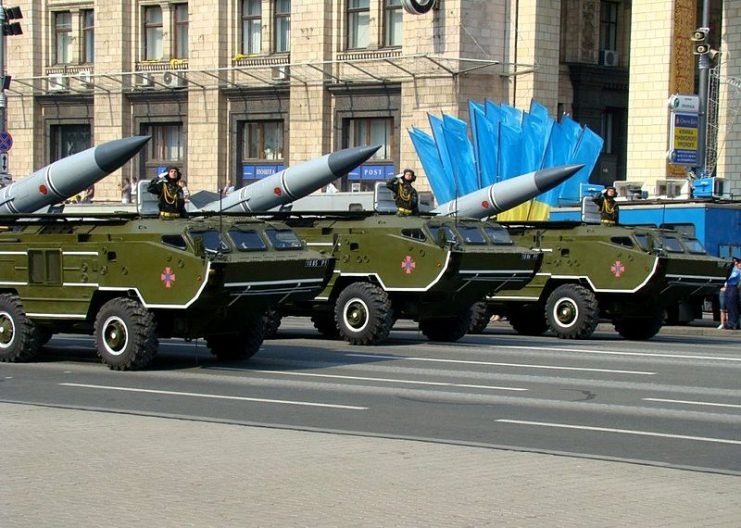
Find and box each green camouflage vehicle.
[265,212,541,345]
[476,222,729,340]
[0,213,332,370]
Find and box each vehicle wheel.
[207,315,265,361]
[263,306,282,339]
[468,302,491,334]
[420,311,472,342]
[508,306,548,336]
[335,282,394,345]
[545,284,599,339]
[311,312,340,338]
[94,298,158,370]
[614,313,663,340]
[0,293,42,363]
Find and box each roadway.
[2,318,740,475]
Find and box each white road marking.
[497,419,741,445]
[235,369,528,392]
[643,398,741,410]
[60,383,367,410]
[492,345,741,362]
[346,353,655,375]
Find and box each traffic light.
[691,27,709,55]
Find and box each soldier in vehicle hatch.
[386,168,419,216]
[593,185,619,225]
[148,166,187,219]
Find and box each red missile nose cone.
[481,200,489,209]
[273,187,282,196]
[39,184,49,195]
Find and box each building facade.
[3,0,740,201]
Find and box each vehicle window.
[660,223,696,238]
[427,225,457,244]
[483,225,514,245]
[661,236,684,253]
[161,235,187,251]
[401,228,426,241]
[228,229,266,251]
[610,236,634,248]
[188,229,231,254]
[681,237,707,254]
[456,226,487,245]
[265,228,303,250]
[634,234,650,251]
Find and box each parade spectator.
[722,257,741,330]
[178,179,191,202]
[130,176,139,204]
[120,178,132,204]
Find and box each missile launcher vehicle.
[266,211,541,345]
[474,222,730,340]
[0,213,332,370]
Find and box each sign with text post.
[668,112,698,166]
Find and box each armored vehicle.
[0,213,331,370]
[266,212,541,345]
[476,222,729,340]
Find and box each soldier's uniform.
[593,187,619,225]
[386,169,419,216]
[148,167,187,218]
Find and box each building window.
[243,121,285,160]
[142,123,185,178]
[347,0,370,49]
[50,124,91,162]
[343,117,393,191]
[173,4,188,59]
[384,0,402,48]
[274,0,291,53]
[242,0,262,54]
[81,10,94,64]
[53,12,72,64]
[143,5,163,60]
[600,1,618,51]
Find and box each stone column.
[626,0,695,185]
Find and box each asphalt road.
[2,318,740,475]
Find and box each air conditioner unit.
[600,49,619,67]
[613,181,644,200]
[48,73,69,92]
[136,72,155,89]
[271,65,289,82]
[654,179,682,198]
[77,70,93,89]
[162,71,186,89]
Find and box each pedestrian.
[386,168,418,216]
[723,257,741,330]
[130,176,139,204]
[79,185,95,203]
[593,185,619,225]
[178,179,191,202]
[120,178,132,204]
[148,166,187,219]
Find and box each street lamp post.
[696,0,711,177]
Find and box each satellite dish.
[401,0,438,15]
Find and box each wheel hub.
[554,298,578,327]
[0,311,15,348]
[344,298,369,332]
[102,316,128,356]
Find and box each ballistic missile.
[431,164,584,219]
[0,135,151,214]
[199,145,381,212]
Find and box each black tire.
[37,328,54,347]
[311,311,340,338]
[614,313,663,340]
[94,297,158,370]
[207,315,265,361]
[420,311,472,342]
[0,293,42,363]
[263,306,282,339]
[545,284,599,339]
[508,306,548,336]
[468,302,491,334]
[335,282,394,345]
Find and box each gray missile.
[431,164,584,219]
[0,135,151,214]
[199,144,381,212]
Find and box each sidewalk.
[2,403,739,527]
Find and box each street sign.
[0,131,13,152]
[0,152,8,173]
[668,94,700,114]
[668,112,699,166]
